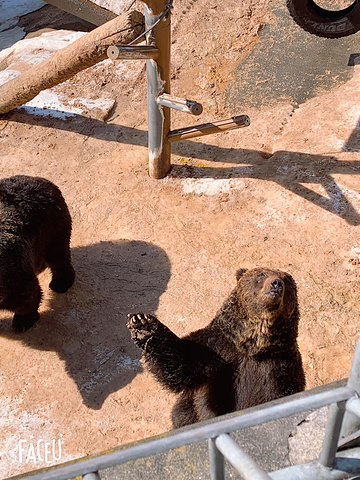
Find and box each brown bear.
[127,267,305,428]
[0,175,75,332]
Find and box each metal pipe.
[341,339,360,439]
[157,93,203,115]
[319,401,346,467]
[168,115,250,142]
[12,386,355,480]
[215,434,272,480]
[107,45,159,60]
[82,472,101,480]
[345,397,360,417]
[209,437,225,480]
[271,447,360,480]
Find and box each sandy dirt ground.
[0,0,360,477]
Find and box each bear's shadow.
[0,240,171,409]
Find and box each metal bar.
[345,397,360,417]
[168,115,250,142]
[209,437,225,480]
[215,434,272,480]
[319,401,346,467]
[45,0,116,26]
[337,399,360,451]
[144,0,171,179]
[340,339,360,439]
[9,386,355,480]
[82,473,101,480]
[271,446,360,480]
[107,45,159,60]
[157,93,203,115]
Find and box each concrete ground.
[0,0,360,477]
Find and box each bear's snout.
[270,278,284,294]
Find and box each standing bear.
[0,175,75,332]
[127,267,305,428]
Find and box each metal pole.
[215,434,272,480]
[107,45,159,60]
[83,472,101,480]
[340,338,360,439]
[209,437,225,480]
[143,0,171,179]
[319,401,346,467]
[168,115,250,142]
[157,93,203,115]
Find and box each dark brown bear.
[127,267,305,428]
[0,175,75,332]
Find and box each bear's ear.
[236,268,247,281]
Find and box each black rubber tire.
[286,0,360,37]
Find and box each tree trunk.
[0,10,144,114]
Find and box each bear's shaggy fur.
[0,175,75,332]
[127,267,305,428]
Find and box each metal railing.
[8,338,360,480]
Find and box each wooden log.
[0,10,144,114]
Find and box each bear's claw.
[127,313,160,349]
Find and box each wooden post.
[143,0,172,179]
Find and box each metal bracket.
[157,93,203,115]
[107,45,159,60]
[168,115,250,142]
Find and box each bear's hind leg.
[46,247,75,293]
[12,278,42,333]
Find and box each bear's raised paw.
[127,313,162,349]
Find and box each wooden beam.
[0,10,144,115]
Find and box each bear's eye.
[256,272,266,283]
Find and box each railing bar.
[341,339,360,438]
[10,387,356,480]
[82,473,101,480]
[345,397,360,418]
[319,400,347,467]
[319,395,360,467]
[209,437,225,480]
[215,434,272,480]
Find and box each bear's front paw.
[12,312,40,333]
[127,313,161,349]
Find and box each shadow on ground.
[0,239,171,409]
[7,110,360,226]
